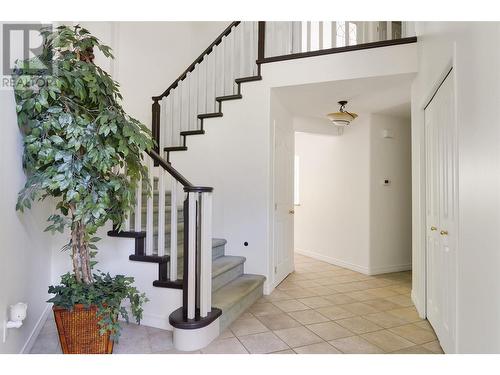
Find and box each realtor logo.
[2,23,52,76]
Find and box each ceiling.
[273,73,415,121]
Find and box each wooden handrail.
[152,21,240,101]
[146,149,213,192]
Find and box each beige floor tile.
[271,349,296,354]
[385,294,414,307]
[363,311,409,328]
[342,302,380,315]
[307,286,338,296]
[329,336,384,354]
[288,310,329,325]
[387,307,422,323]
[256,313,302,330]
[297,296,334,308]
[283,288,318,298]
[230,317,269,336]
[217,329,235,340]
[294,342,341,354]
[422,340,444,354]
[315,305,356,320]
[363,299,401,312]
[149,330,175,352]
[238,331,289,354]
[249,302,283,316]
[361,330,415,352]
[366,287,399,299]
[391,345,436,354]
[413,320,435,332]
[261,290,293,302]
[323,293,357,306]
[293,280,322,288]
[273,299,310,312]
[389,323,437,344]
[348,290,378,302]
[336,316,383,334]
[201,337,248,354]
[306,321,354,341]
[273,326,323,348]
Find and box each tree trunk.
[71,220,93,284]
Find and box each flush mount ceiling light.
[327,100,358,126]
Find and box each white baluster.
[242,22,252,77]
[189,67,198,131]
[205,48,216,113]
[181,74,190,135]
[164,95,172,150]
[224,30,234,95]
[123,166,131,232]
[160,97,167,152]
[233,24,242,93]
[251,22,258,75]
[199,192,213,318]
[197,60,206,126]
[292,21,302,53]
[307,21,312,52]
[173,85,181,146]
[215,41,225,98]
[145,156,154,255]
[169,177,178,280]
[187,192,197,319]
[134,168,142,232]
[157,167,166,257]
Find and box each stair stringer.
[169,79,273,295]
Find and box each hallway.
[31,254,442,354]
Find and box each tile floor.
[30,253,443,354]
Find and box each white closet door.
[425,70,457,353]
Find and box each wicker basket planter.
[53,304,114,354]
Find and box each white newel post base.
[172,317,220,351]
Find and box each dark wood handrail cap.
[184,186,214,193]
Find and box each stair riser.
[218,284,264,332]
[212,263,244,293]
[212,244,225,260]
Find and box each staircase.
[107,21,415,351]
[110,177,265,334]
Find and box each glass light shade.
[326,111,358,126]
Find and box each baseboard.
[21,303,51,354]
[295,249,370,274]
[295,249,411,276]
[120,307,173,331]
[411,289,426,319]
[368,263,412,275]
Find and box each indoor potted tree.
[13,25,152,354]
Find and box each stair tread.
[212,274,266,312]
[212,256,246,279]
[216,94,242,101]
[235,75,262,83]
[164,146,188,152]
[181,130,205,136]
[198,112,223,119]
[212,238,227,248]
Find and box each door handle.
[289,209,295,215]
[440,230,448,236]
[430,226,437,231]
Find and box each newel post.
[152,99,161,166]
[257,21,266,62]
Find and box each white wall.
[0,24,54,353]
[369,114,412,273]
[294,114,411,275]
[411,22,500,353]
[294,118,371,273]
[171,43,417,293]
[81,22,228,128]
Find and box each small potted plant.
[13,25,152,354]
